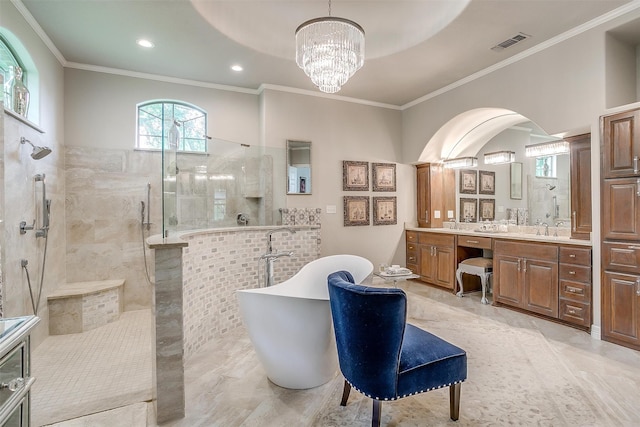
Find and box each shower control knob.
[19,220,35,235]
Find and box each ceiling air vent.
[491,32,531,52]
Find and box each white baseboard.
[590,325,601,340]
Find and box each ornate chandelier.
[295,0,365,94]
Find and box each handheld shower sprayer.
[20,137,52,160]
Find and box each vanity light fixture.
[442,156,478,169]
[524,140,569,157]
[484,150,515,165]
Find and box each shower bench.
[47,279,125,335]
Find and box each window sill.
[3,108,45,134]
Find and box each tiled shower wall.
[181,226,321,360]
[65,146,162,311]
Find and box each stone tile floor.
[36,281,640,426]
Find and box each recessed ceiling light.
[231,64,243,72]
[136,39,155,48]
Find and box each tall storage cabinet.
[568,134,592,240]
[416,164,454,228]
[601,108,640,350]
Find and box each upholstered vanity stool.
[456,257,493,304]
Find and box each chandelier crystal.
[295,2,365,94]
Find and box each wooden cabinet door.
[602,177,640,241]
[602,109,640,179]
[419,245,435,282]
[416,164,430,227]
[493,254,522,308]
[568,134,592,239]
[602,271,640,348]
[434,245,455,289]
[523,258,559,317]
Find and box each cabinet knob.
[569,254,576,258]
[0,377,24,392]
[569,271,576,275]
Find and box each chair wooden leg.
[449,382,461,421]
[371,399,382,427]
[340,380,351,406]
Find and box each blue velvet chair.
[327,271,467,427]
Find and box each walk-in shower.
[20,137,52,160]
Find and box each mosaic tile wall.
[181,226,321,359]
[280,208,322,226]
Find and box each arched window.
[1,35,28,110]
[137,100,207,153]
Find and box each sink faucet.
[554,221,564,237]
[262,228,296,287]
[450,219,458,230]
[541,222,549,236]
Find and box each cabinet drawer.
[559,264,591,283]
[559,280,591,303]
[458,235,492,250]
[406,250,418,265]
[406,231,418,243]
[603,241,640,272]
[0,342,25,409]
[406,242,418,252]
[559,246,591,266]
[418,232,455,247]
[559,299,591,328]
[494,240,558,262]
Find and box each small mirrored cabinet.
[286,140,312,194]
[0,316,40,427]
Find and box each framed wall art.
[373,196,397,225]
[459,169,477,194]
[372,163,396,192]
[479,198,495,221]
[459,198,477,223]
[479,170,496,195]
[343,196,370,226]
[343,161,369,191]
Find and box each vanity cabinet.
[406,231,455,290]
[493,240,559,318]
[558,246,592,327]
[416,164,454,228]
[602,107,640,350]
[568,134,592,240]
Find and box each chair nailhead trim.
[346,379,465,401]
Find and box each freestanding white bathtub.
[236,254,373,389]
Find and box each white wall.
[261,89,408,268]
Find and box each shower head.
[20,137,52,160]
[545,184,556,191]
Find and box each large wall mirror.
[286,140,311,194]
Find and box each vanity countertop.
[405,226,592,247]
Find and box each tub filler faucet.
[262,228,296,287]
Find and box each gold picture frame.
[459,198,477,223]
[372,163,396,192]
[459,169,477,194]
[479,170,496,195]
[479,198,495,221]
[373,196,397,225]
[343,196,370,226]
[343,161,369,191]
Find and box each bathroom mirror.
[286,140,311,194]
[510,162,522,200]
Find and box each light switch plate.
[434,210,441,219]
[326,205,337,214]
[447,210,454,219]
